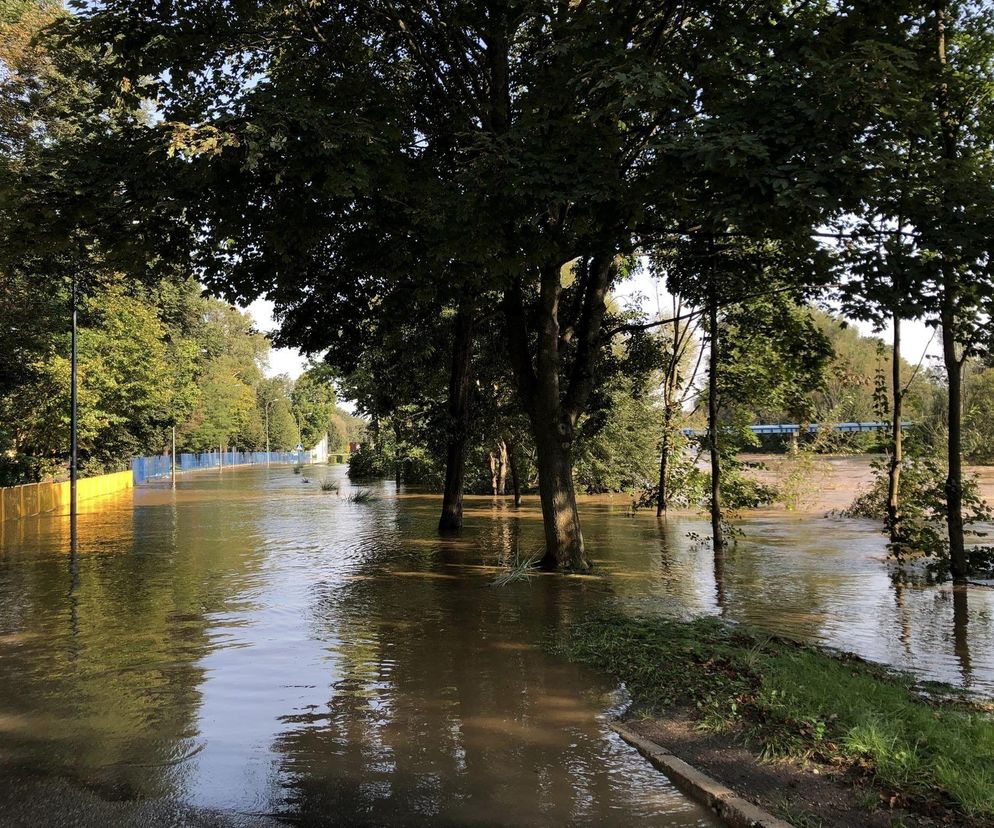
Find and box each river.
[0,460,990,825]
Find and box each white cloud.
[244,298,308,379]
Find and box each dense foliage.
[2,0,993,576]
[0,273,355,484]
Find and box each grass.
[346,488,377,503]
[320,480,339,493]
[770,798,826,828]
[558,615,994,821]
[491,551,541,587]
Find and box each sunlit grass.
[560,615,994,820]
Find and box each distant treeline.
[348,306,994,498]
[0,274,364,486]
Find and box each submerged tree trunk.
[530,292,589,570]
[657,314,680,517]
[496,440,508,496]
[888,316,903,544]
[508,442,522,507]
[656,410,671,517]
[489,451,498,495]
[707,291,724,553]
[533,419,585,570]
[942,316,968,580]
[503,257,616,571]
[438,304,475,533]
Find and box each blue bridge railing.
[132,450,299,484]
[681,422,912,437]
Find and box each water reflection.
[269,550,690,825]
[583,503,994,692]
[0,464,992,824]
[953,585,972,686]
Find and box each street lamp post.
[70,273,78,521]
[264,399,275,467]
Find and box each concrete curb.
[610,722,795,828]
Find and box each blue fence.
[132,450,300,484]
[681,422,912,437]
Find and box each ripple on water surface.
[0,465,717,826]
[0,461,991,824]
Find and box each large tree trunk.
[502,257,615,571]
[533,418,587,571]
[707,290,724,553]
[438,304,475,533]
[529,262,589,570]
[942,316,968,580]
[887,315,903,544]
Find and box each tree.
[573,374,660,494]
[648,291,704,515]
[291,363,340,450]
[850,0,994,579]
[919,0,994,580]
[962,363,994,464]
[659,235,832,549]
[258,376,299,453]
[50,0,907,571]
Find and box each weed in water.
[491,553,541,588]
[320,480,339,493]
[346,488,377,503]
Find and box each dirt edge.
[616,713,945,828]
[611,722,795,828]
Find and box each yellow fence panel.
[21,484,39,518]
[3,487,22,522]
[0,470,134,524]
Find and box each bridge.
[681,422,908,437]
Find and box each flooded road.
[0,466,717,827]
[0,460,992,825]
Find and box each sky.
[248,269,943,385]
[246,298,309,379]
[614,269,943,369]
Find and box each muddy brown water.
[0,458,991,825]
[0,465,719,827]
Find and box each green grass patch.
[558,615,994,820]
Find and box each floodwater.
[0,465,718,827]
[1,459,992,825]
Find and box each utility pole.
[70,273,78,521]
[265,399,275,466]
